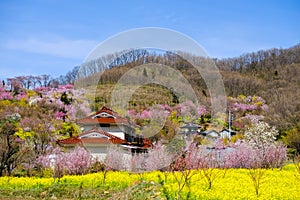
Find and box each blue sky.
[0,0,299,79]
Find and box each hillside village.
[1,45,300,165]
[0,44,299,200]
[1,0,300,199]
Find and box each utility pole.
[228,110,233,139]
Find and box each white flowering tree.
[244,121,278,150]
[243,121,286,168]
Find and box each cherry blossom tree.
[37,146,94,177]
[145,141,174,171]
[104,145,126,171]
[225,139,286,169]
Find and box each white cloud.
[4,38,98,59]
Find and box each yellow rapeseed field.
[0,165,299,199]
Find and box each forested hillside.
[69,44,300,134]
[218,44,300,132]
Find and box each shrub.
[284,126,300,154]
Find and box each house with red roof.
[58,106,151,160]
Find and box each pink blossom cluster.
[128,107,169,120]
[34,86,51,95]
[127,109,151,119]
[0,87,13,100]
[225,141,287,168]
[33,85,90,121]
[233,103,258,112]
[197,105,207,116]
[58,84,74,90]
[228,95,268,113]
[104,145,126,171]
[158,104,173,112]
[104,142,175,172]
[140,110,152,119]
[170,140,287,170]
[176,101,197,116]
[128,101,208,122]
[127,109,136,118]
[262,143,287,168]
[172,142,221,171]
[128,154,147,172]
[37,146,94,176]
[15,92,28,100]
[214,138,226,150]
[54,111,67,120]
[244,114,265,123]
[225,142,257,168]
[176,100,208,118]
[0,91,13,100]
[145,141,174,171]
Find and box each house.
[207,130,220,138]
[219,129,236,139]
[180,123,201,135]
[198,129,220,148]
[58,106,151,159]
[76,106,131,140]
[199,130,219,138]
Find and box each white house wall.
[108,131,125,140]
[81,124,123,132]
[81,124,125,140]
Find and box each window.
[100,123,110,127]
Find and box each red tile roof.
[58,137,82,145]
[76,106,129,125]
[58,128,126,145]
[77,117,128,124]
[94,106,118,116]
[58,128,152,149]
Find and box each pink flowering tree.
[145,141,175,171]
[226,95,268,131]
[37,146,94,178]
[170,138,224,198]
[225,142,257,168]
[105,141,175,173]
[224,123,287,169]
[175,100,208,123]
[34,84,90,122]
[104,145,126,171]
